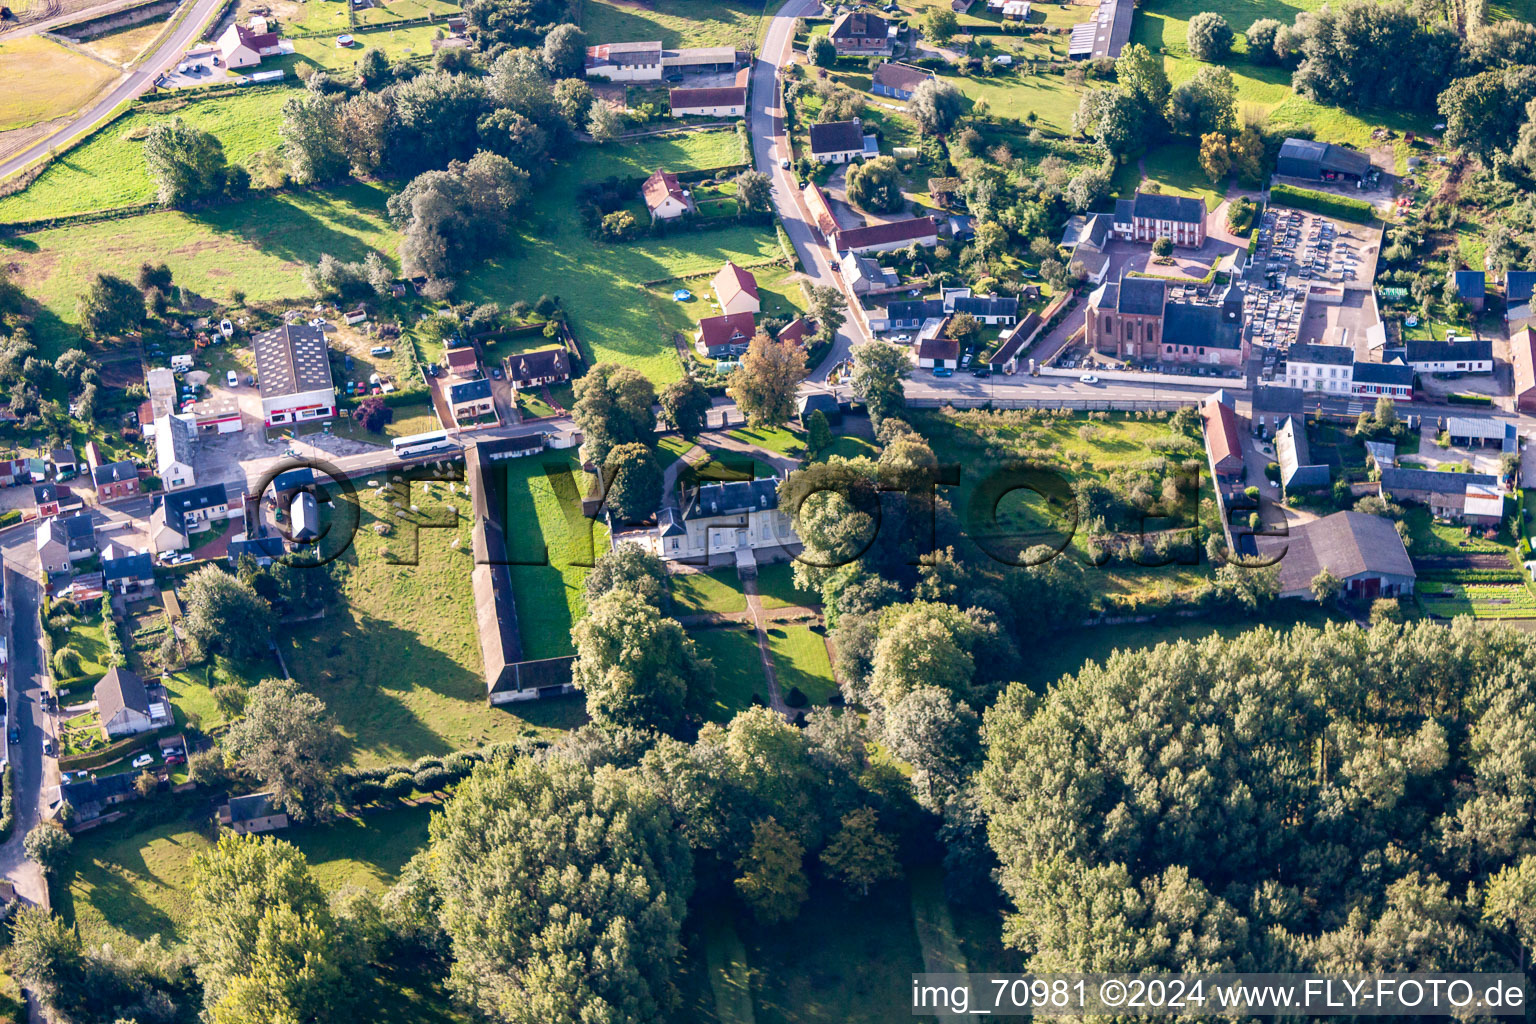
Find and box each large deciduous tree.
[1185,11,1234,61]
[659,375,712,439]
[76,274,144,338]
[541,22,586,77]
[845,155,905,212]
[734,817,809,923]
[143,117,230,205]
[851,341,910,433]
[427,755,694,1023]
[181,565,273,661]
[222,677,345,821]
[726,332,809,429]
[572,589,712,734]
[573,362,657,467]
[602,441,663,522]
[585,541,669,606]
[388,151,530,280]
[909,78,964,137]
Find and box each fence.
[907,396,1198,412]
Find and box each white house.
[1403,339,1493,375]
[153,412,196,490]
[808,119,866,164]
[1283,342,1355,394]
[96,667,166,740]
[656,476,799,574]
[712,261,760,317]
[252,324,335,427]
[217,23,282,68]
[641,169,694,221]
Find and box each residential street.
[0,557,51,912]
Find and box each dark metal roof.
[102,551,153,581]
[1378,467,1496,494]
[1163,303,1241,349]
[683,478,780,520]
[449,378,493,404]
[1287,343,1354,366]
[252,324,333,399]
[1115,273,1166,316]
[952,294,1019,318]
[1405,339,1492,364]
[92,460,137,485]
[1507,271,1536,304]
[1351,360,1414,386]
[809,118,866,155]
[1454,270,1486,299]
[1277,138,1373,178]
[164,482,230,523]
[1131,191,1204,224]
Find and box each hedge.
[1417,568,1526,583]
[1269,183,1376,224]
[0,766,13,842]
[58,726,173,772]
[1447,392,1494,406]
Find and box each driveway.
[0,0,230,181]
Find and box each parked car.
[165,754,186,766]
[960,353,973,368]
[132,753,155,769]
[6,727,15,745]
[1078,374,1100,385]
[226,370,239,387]
[491,366,503,380]
[43,740,54,757]
[933,367,954,378]
[369,345,392,357]
[972,367,991,378]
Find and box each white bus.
[391,430,459,460]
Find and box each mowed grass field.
[0,35,119,133]
[282,24,444,72]
[692,625,766,722]
[2,182,398,358]
[287,0,462,34]
[501,451,611,661]
[582,0,765,49]
[0,88,290,222]
[462,129,779,383]
[284,480,581,767]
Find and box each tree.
[191,833,354,1019]
[461,0,573,54]
[909,78,964,137]
[1198,131,1231,182]
[76,274,143,338]
[573,362,657,467]
[587,99,623,142]
[821,807,900,896]
[1230,124,1266,183]
[809,284,847,343]
[850,341,909,434]
[279,93,348,184]
[603,442,663,523]
[1310,567,1343,603]
[1438,66,1536,164]
[1167,66,1236,136]
[388,151,530,279]
[572,589,712,733]
[355,46,390,87]
[1214,562,1278,613]
[542,22,586,77]
[727,332,809,429]
[1291,0,1461,112]
[53,349,93,391]
[924,7,958,43]
[810,34,838,68]
[354,395,394,432]
[143,117,229,205]
[23,823,71,875]
[946,312,981,347]
[1484,856,1536,966]
[585,541,669,606]
[883,685,981,810]
[845,154,905,212]
[734,169,773,215]
[181,566,273,661]
[806,409,833,453]
[223,677,345,821]
[137,260,173,293]
[734,817,808,923]
[1186,11,1234,61]
[1374,395,1399,428]
[552,77,594,128]
[1115,43,1171,116]
[659,375,711,439]
[1369,597,1403,626]
[1064,161,1112,212]
[1245,18,1284,63]
[427,755,693,1023]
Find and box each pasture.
[582,0,765,49]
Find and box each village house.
[1349,360,1414,401]
[656,476,799,575]
[1059,212,1114,285]
[229,536,287,567]
[153,412,197,490]
[216,22,282,68]
[151,482,238,553]
[915,322,960,370]
[1112,191,1207,247]
[585,41,742,81]
[449,378,497,427]
[1274,416,1330,495]
[58,772,139,825]
[871,61,933,100]
[641,169,694,221]
[797,392,841,426]
[987,312,1044,374]
[695,312,756,358]
[1199,392,1244,497]
[670,68,749,117]
[1450,269,1486,312]
[1512,327,1536,413]
[291,491,321,543]
[33,482,82,519]
[1378,466,1499,519]
[219,792,290,835]
[808,119,867,164]
[444,343,480,379]
[834,216,938,255]
[91,459,140,502]
[777,317,817,348]
[828,11,895,54]
[840,251,899,294]
[1084,272,1246,367]
[506,347,572,390]
[713,261,761,316]
[102,549,156,596]
[35,513,96,574]
[95,666,169,740]
[1506,271,1535,324]
[1257,510,1416,601]
[1463,483,1507,528]
[252,324,335,428]
[1399,339,1493,375]
[50,447,77,480]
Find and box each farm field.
[76,14,173,66]
[501,451,611,660]
[461,129,781,383]
[0,35,119,133]
[582,0,765,49]
[3,182,399,359]
[0,88,293,223]
[1417,581,1536,619]
[284,478,581,768]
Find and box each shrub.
[414,766,451,792]
[50,646,83,680]
[785,686,809,708]
[1187,11,1234,61]
[1269,184,1376,223]
[380,772,415,798]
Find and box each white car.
[131,753,155,769]
[1079,374,1100,384]
[226,370,239,387]
[779,156,791,170]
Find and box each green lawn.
[0,88,292,223]
[460,130,777,383]
[755,561,817,610]
[582,0,765,49]
[765,625,836,706]
[816,434,880,463]
[671,568,748,615]
[284,478,582,768]
[1129,141,1226,211]
[725,425,806,457]
[289,0,462,34]
[285,24,444,71]
[58,611,113,686]
[1403,505,1513,556]
[502,451,610,660]
[692,625,766,723]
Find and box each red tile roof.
[917,334,958,361]
[712,261,759,306]
[669,84,747,110]
[834,216,938,252]
[802,182,839,238]
[642,169,687,212]
[776,317,817,348]
[696,312,756,352]
[1514,327,1536,400]
[1201,395,1242,473]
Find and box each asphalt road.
[0,0,229,182]
[0,560,49,911]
